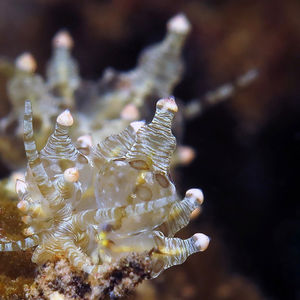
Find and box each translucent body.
[0,98,209,278]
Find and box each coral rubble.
[26,254,151,300]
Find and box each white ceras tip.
[186,188,204,205]
[15,179,27,195]
[64,167,79,183]
[178,146,196,165]
[120,103,140,121]
[57,109,74,126]
[192,233,210,251]
[167,13,191,35]
[130,120,146,133]
[17,200,28,212]
[156,97,178,113]
[53,30,73,49]
[23,226,35,236]
[77,135,93,148]
[15,52,37,73]
[12,172,25,184]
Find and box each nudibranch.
[0,97,209,279]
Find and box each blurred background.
[0,0,299,299]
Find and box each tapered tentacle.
[137,14,191,97]
[126,98,177,174]
[16,179,33,212]
[40,109,79,162]
[16,179,45,219]
[23,100,60,203]
[62,240,90,269]
[31,245,52,264]
[158,188,204,237]
[47,30,79,105]
[61,240,108,275]
[0,235,39,251]
[94,230,208,277]
[93,120,145,163]
[93,229,209,278]
[40,110,91,194]
[73,207,124,231]
[73,194,175,232]
[56,167,80,200]
[184,69,259,119]
[150,231,209,277]
[165,13,191,51]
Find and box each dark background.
[0,1,299,300]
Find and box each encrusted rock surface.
[26,254,151,300]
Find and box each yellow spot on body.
[111,245,148,253]
[97,231,114,248]
[157,246,182,256]
[102,240,109,247]
[136,172,146,185]
[98,231,106,240]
